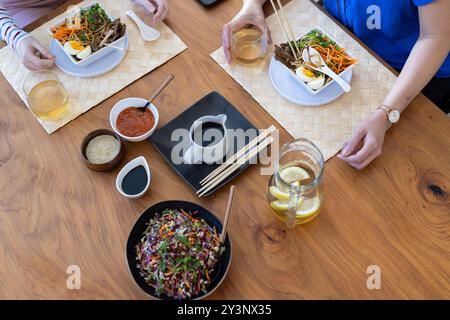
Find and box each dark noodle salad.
[135,209,223,299]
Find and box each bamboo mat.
[0,0,187,134]
[210,0,397,161]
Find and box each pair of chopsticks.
[197,125,276,197]
[269,0,301,60]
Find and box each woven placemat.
[0,0,187,134]
[211,0,397,161]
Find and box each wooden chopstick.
[276,0,302,58]
[200,125,276,185]
[269,0,298,60]
[219,185,236,244]
[197,136,274,197]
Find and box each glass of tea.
[23,70,70,121]
[268,139,325,228]
[231,15,268,67]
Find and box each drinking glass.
[230,15,268,67]
[23,70,70,121]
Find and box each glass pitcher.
[268,139,324,228]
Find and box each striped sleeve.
[0,5,30,54]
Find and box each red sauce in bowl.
[116,107,155,137]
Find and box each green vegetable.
[158,240,169,253]
[176,234,191,248]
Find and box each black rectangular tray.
[150,92,257,197]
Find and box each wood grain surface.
[0,0,449,299]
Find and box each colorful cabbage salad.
[135,208,223,299]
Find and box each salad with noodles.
[51,3,126,60]
[275,28,357,91]
[135,208,223,299]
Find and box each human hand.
[17,36,55,71]
[337,109,390,170]
[222,3,272,63]
[134,0,169,26]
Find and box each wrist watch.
[378,105,400,125]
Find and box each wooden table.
[0,0,449,299]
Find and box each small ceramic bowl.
[110,97,159,142]
[80,129,125,172]
[116,156,151,199]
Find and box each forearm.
[383,38,450,113]
[0,5,29,53]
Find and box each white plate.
[50,35,128,78]
[269,56,353,107]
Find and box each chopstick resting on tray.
[197,126,276,197]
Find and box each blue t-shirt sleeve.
[413,0,435,6]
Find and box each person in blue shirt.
[222,0,450,170]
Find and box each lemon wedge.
[270,197,304,212]
[275,175,301,192]
[269,186,290,200]
[296,196,320,217]
[270,200,290,212]
[280,166,310,184]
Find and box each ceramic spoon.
[126,10,160,42]
[302,47,351,93]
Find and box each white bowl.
[116,156,150,199]
[47,3,127,67]
[277,26,355,96]
[110,98,159,142]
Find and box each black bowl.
[126,200,232,300]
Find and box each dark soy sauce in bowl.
[122,165,148,195]
[192,122,225,147]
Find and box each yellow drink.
[23,71,69,121]
[268,139,325,228]
[268,162,323,225]
[28,80,69,121]
[231,28,266,67]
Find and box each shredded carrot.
[180,209,197,222]
[311,43,357,74]
[162,231,174,239]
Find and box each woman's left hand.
[134,0,169,25]
[337,109,390,170]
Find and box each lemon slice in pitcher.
[269,186,290,200]
[270,200,290,212]
[296,196,320,217]
[270,197,303,212]
[280,166,310,184]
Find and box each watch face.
[388,110,400,123]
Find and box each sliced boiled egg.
[76,46,92,60]
[63,41,84,56]
[296,66,316,83]
[307,76,325,90]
